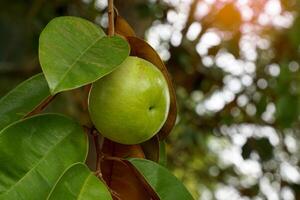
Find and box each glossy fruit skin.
[88,56,170,144]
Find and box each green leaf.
[128,158,194,200]
[39,16,130,94]
[0,73,50,131]
[0,114,88,200]
[47,163,112,200]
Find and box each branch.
[93,134,122,200]
[108,0,115,36]
[25,95,57,118]
[90,129,103,178]
[84,128,121,200]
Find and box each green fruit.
[88,56,170,144]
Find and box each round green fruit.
[88,56,170,144]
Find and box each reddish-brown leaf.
[101,139,156,200]
[141,135,160,162]
[115,15,136,37]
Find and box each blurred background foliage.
[0,0,300,199]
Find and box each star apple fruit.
[88,56,170,144]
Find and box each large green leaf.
[47,163,112,200]
[128,158,194,200]
[0,114,88,200]
[39,16,130,94]
[0,73,50,130]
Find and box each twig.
[82,125,92,133]
[85,129,121,199]
[92,129,103,178]
[103,155,122,162]
[108,0,115,36]
[24,94,57,118]
[82,126,103,176]
[92,133,122,200]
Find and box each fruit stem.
[108,0,114,36]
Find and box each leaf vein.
[53,36,103,92]
[1,131,73,197]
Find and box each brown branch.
[92,129,103,178]
[108,0,115,36]
[83,126,103,176]
[103,155,122,162]
[93,139,122,200]
[88,132,121,200]
[24,94,57,118]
